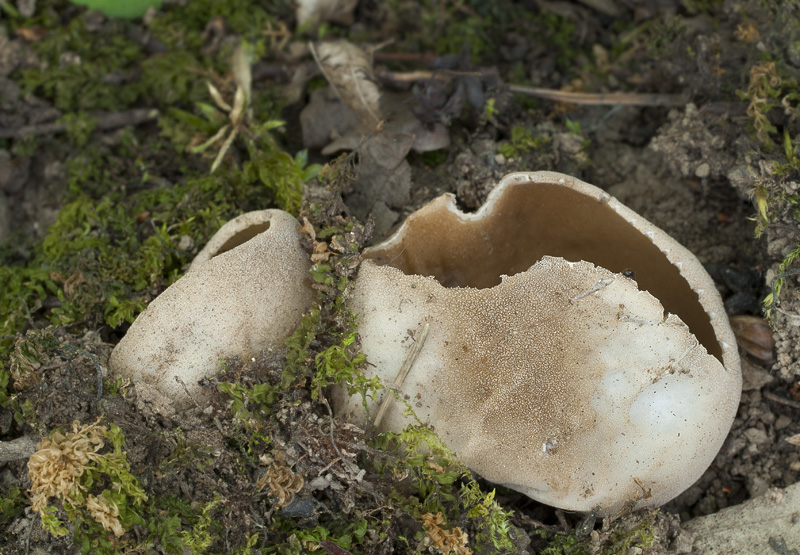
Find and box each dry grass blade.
[206,82,232,112]
[211,126,239,174]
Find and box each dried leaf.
[300,87,450,154]
[730,315,776,365]
[300,217,316,242]
[786,433,800,446]
[296,0,358,27]
[312,40,382,124]
[300,88,361,150]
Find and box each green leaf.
[69,0,162,18]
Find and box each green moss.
[538,510,659,555]
[0,487,24,529]
[370,426,515,553]
[268,516,375,554]
[764,242,800,320]
[16,11,143,112]
[498,126,551,159]
[525,10,580,69]
[159,432,217,472]
[0,129,317,349]
[738,60,800,145]
[32,423,148,553]
[181,495,223,554]
[603,514,656,554]
[13,0,277,118]
[69,0,162,19]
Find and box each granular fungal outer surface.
[335,171,742,514]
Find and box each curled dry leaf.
[312,40,381,124]
[730,315,776,365]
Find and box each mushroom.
[108,210,314,415]
[334,171,741,514]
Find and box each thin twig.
[373,322,430,429]
[375,67,686,106]
[322,397,359,474]
[509,84,687,106]
[376,67,481,84]
[764,390,800,410]
[0,108,159,139]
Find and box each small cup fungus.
[334,171,742,514]
[108,210,314,414]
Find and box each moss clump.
[28,420,148,552]
[537,510,658,555]
[498,125,551,159]
[370,426,515,554]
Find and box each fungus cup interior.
[365,180,722,363]
[207,221,271,258]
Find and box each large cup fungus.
[108,171,741,515]
[334,171,741,514]
[108,210,314,415]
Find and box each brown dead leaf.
[421,512,473,555]
[311,241,333,263]
[735,22,761,44]
[300,88,362,150]
[730,315,776,366]
[15,26,47,42]
[300,87,449,155]
[311,40,382,124]
[300,217,316,242]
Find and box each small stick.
[764,390,800,410]
[0,108,159,139]
[508,84,687,106]
[373,322,430,429]
[374,67,686,106]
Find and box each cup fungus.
[334,171,742,514]
[108,171,741,515]
[108,210,314,414]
